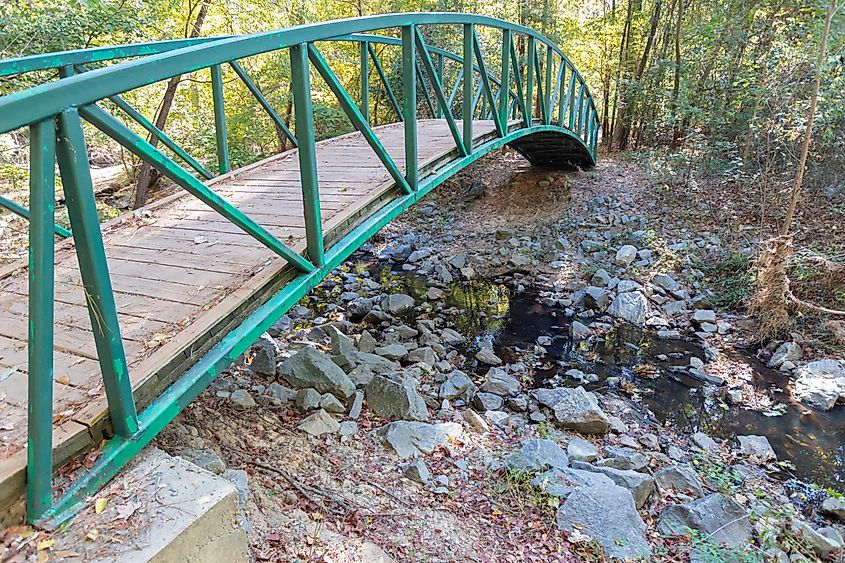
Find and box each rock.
[354,352,401,374]
[822,496,845,521]
[615,245,638,266]
[584,286,610,309]
[607,291,649,325]
[348,391,364,419]
[178,448,225,475]
[590,268,611,287]
[407,346,436,366]
[475,348,502,366]
[381,293,415,315]
[572,462,654,509]
[532,467,614,498]
[358,330,378,353]
[692,431,720,453]
[439,370,474,400]
[655,465,705,498]
[639,433,659,450]
[338,421,358,437]
[556,484,651,560]
[440,328,466,346]
[374,344,409,361]
[279,346,355,398]
[692,309,717,323]
[545,386,611,434]
[495,227,514,240]
[298,409,340,436]
[224,469,250,506]
[658,493,752,549]
[377,421,463,458]
[366,376,429,421]
[250,342,276,376]
[768,341,802,368]
[319,393,346,414]
[793,359,845,410]
[736,435,776,461]
[509,254,532,267]
[266,382,296,403]
[505,439,569,472]
[791,520,842,556]
[567,438,599,462]
[654,273,680,291]
[473,392,504,411]
[479,368,521,396]
[463,409,490,433]
[229,389,256,409]
[570,321,592,340]
[296,388,321,411]
[617,279,641,293]
[327,325,357,367]
[404,459,431,484]
[599,445,649,471]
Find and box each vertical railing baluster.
[545,47,553,125]
[462,23,474,153]
[526,36,535,123]
[56,108,139,439]
[500,28,511,130]
[402,25,418,190]
[290,44,324,266]
[26,118,57,524]
[360,41,369,125]
[436,52,444,119]
[210,64,230,174]
[576,82,586,134]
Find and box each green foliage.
[704,251,755,310]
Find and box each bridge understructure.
[0,13,599,526]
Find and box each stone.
[441,328,466,346]
[617,279,641,293]
[229,389,256,409]
[572,462,654,509]
[822,496,845,521]
[475,348,502,366]
[177,448,226,475]
[590,268,611,287]
[639,433,659,450]
[793,359,845,410]
[607,291,649,325]
[479,368,521,396]
[336,421,356,437]
[570,321,592,340]
[224,469,250,506]
[366,375,430,421]
[298,409,340,436]
[404,459,431,484]
[358,330,378,353]
[692,309,717,323]
[266,382,296,403]
[296,388,321,411]
[599,446,649,471]
[250,341,276,376]
[615,245,638,266]
[505,439,569,472]
[319,393,346,414]
[532,467,615,498]
[545,386,611,435]
[737,435,776,461]
[348,391,364,419]
[473,392,504,411]
[654,273,680,291]
[791,520,842,556]
[567,438,599,462]
[556,484,651,560]
[407,346,436,366]
[439,370,474,400]
[768,341,802,368]
[655,465,705,498]
[584,286,610,309]
[495,227,514,240]
[374,344,409,361]
[463,409,490,433]
[377,421,463,458]
[658,493,752,549]
[692,431,720,453]
[381,293,415,315]
[354,352,401,374]
[279,346,355,398]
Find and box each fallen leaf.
[85,529,99,542]
[94,497,107,514]
[37,539,54,550]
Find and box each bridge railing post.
[402,25,418,190]
[26,117,57,524]
[290,43,325,266]
[56,107,140,440]
[526,36,535,124]
[360,40,369,124]
[462,23,473,153]
[211,64,230,174]
[544,47,553,125]
[499,28,511,131]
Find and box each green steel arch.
[0,12,599,527]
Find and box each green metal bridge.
[0,13,599,526]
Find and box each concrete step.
[54,447,248,562]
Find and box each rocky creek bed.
[27,152,843,562]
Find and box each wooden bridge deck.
[0,119,501,508]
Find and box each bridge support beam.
[210,64,230,175]
[402,25,417,190]
[290,43,324,266]
[462,24,473,153]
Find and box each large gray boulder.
[278,346,355,398]
[571,461,654,509]
[365,375,429,421]
[793,359,845,410]
[556,484,652,560]
[607,291,649,325]
[541,386,611,435]
[654,464,705,498]
[439,370,474,400]
[377,421,463,458]
[658,493,752,549]
[504,439,569,473]
[381,293,415,315]
[480,368,521,396]
[532,467,614,499]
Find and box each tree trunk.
[670,0,684,148]
[619,0,662,150]
[133,0,211,209]
[781,0,838,235]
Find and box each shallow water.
[317,265,845,488]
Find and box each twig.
[788,290,845,317]
[244,458,349,516]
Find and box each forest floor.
[4,149,845,562]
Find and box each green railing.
[0,12,599,526]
